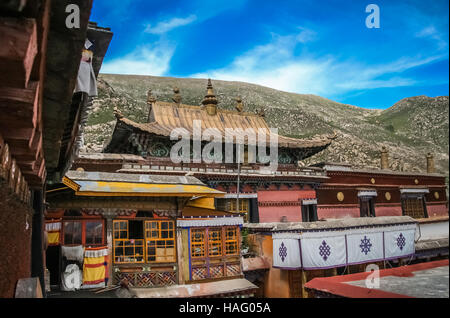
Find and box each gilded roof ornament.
[147,88,156,104]
[113,107,124,119]
[172,87,182,104]
[257,108,265,117]
[202,79,218,115]
[234,96,244,112]
[327,131,338,140]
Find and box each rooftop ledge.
[244,216,417,232]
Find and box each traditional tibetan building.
[0,0,112,297]
[244,155,448,297]
[68,79,447,298]
[45,170,258,297]
[77,80,337,225]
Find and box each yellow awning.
[62,177,225,197]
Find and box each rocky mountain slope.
[83,74,449,176]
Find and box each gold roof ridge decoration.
[172,87,182,104]
[202,78,218,115]
[147,88,156,104]
[111,79,335,150]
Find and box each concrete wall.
[416,220,449,241]
[0,185,33,298]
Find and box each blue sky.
[90,0,449,109]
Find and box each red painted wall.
[0,186,33,298]
[317,206,360,219]
[373,205,403,217]
[427,204,449,217]
[258,190,316,222]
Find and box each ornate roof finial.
[234,96,243,112]
[257,108,265,117]
[147,88,156,104]
[113,107,124,119]
[202,79,218,115]
[172,87,182,104]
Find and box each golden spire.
[113,107,124,119]
[202,79,218,115]
[172,87,182,104]
[147,88,156,104]
[234,96,243,112]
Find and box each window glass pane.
[145,220,176,263]
[86,221,103,245]
[64,221,82,245]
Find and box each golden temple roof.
[113,80,336,150]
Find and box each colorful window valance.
[45,220,62,246]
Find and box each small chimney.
[202,79,218,116]
[426,153,435,173]
[380,146,389,170]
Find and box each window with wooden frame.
[63,221,82,245]
[145,220,175,263]
[225,227,239,256]
[63,219,104,246]
[191,229,206,258]
[302,204,318,222]
[217,199,250,222]
[113,220,144,264]
[208,228,222,257]
[402,196,427,219]
[359,197,376,217]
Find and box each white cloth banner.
[384,229,415,259]
[347,232,384,264]
[61,245,85,263]
[301,236,347,269]
[273,239,301,269]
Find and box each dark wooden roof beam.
[0,16,37,88]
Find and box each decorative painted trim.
[224,193,258,198]
[358,190,377,197]
[258,201,301,207]
[400,188,429,194]
[302,199,318,205]
[177,216,244,228]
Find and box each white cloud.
[415,25,448,50]
[191,29,446,97]
[100,41,175,76]
[145,14,197,34]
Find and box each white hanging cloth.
[273,238,302,269]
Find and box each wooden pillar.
[103,214,114,287]
[31,189,45,297]
[301,270,309,298]
[176,228,184,284]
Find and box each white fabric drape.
[273,238,301,269]
[272,223,416,270]
[347,232,384,264]
[301,236,347,269]
[384,228,415,259]
[61,245,85,263]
